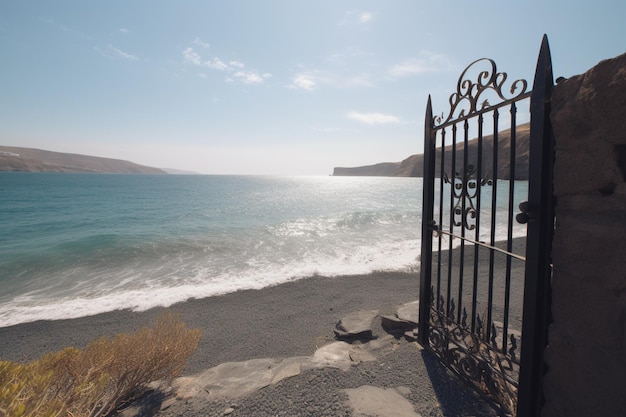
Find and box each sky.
[1,1,625,175]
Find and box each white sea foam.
[0,237,422,327]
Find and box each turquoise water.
[0,173,526,327]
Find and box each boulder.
[334,309,379,341]
[381,301,419,333]
[380,314,414,331]
[397,301,420,325]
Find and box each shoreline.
[0,235,526,377]
[0,271,419,373]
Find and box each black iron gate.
[417,36,554,417]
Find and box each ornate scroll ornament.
[434,58,529,127]
[444,164,492,230]
[429,288,520,415]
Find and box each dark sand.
[0,272,420,371]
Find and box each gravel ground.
[153,339,498,417]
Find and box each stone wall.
[542,53,626,416]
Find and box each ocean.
[0,173,527,327]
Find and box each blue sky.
[1,1,625,175]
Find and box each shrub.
[0,311,201,417]
[0,360,65,417]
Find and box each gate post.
[517,34,555,417]
[417,96,436,345]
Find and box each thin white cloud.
[389,51,453,77]
[183,47,202,65]
[289,70,374,91]
[107,44,138,61]
[193,37,210,48]
[347,111,400,125]
[234,71,266,84]
[119,28,129,34]
[183,48,227,70]
[206,57,228,70]
[359,12,373,24]
[339,10,374,26]
[183,46,270,85]
[290,74,317,91]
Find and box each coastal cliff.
[332,162,401,177]
[333,122,530,180]
[0,146,165,174]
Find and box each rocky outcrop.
[332,162,400,177]
[172,301,421,403]
[333,123,530,180]
[0,146,165,174]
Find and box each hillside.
[333,123,531,180]
[332,162,401,177]
[0,146,166,174]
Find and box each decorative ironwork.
[420,37,555,417]
[435,58,530,127]
[428,289,520,416]
[443,164,492,230]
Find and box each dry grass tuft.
[0,311,200,417]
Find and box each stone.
[115,405,140,417]
[396,301,420,325]
[544,51,626,417]
[312,341,352,364]
[170,335,399,402]
[404,330,418,342]
[223,407,235,415]
[552,52,626,196]
[173,358,283,399]
[159,398,177,411]
[334,309,379,341]
[344,385,422,417]
[380,314,414,332]
[381,301,419,334]
[172,337,394,400]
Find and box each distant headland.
[333,122,530,180]
[0,146,166,174]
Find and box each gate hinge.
[516,201,531,224]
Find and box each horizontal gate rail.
[433,228,526,262]
[434,92,531,130]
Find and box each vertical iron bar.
[418,96,436,346]
[487,109,499,341]
[471,114,484,332]
[502,103,517,354]
[517,34,555,417]
[447,123,458,317]
[437,129,446,305]
[458,119,469,323]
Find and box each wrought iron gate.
[417,36,554,417]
